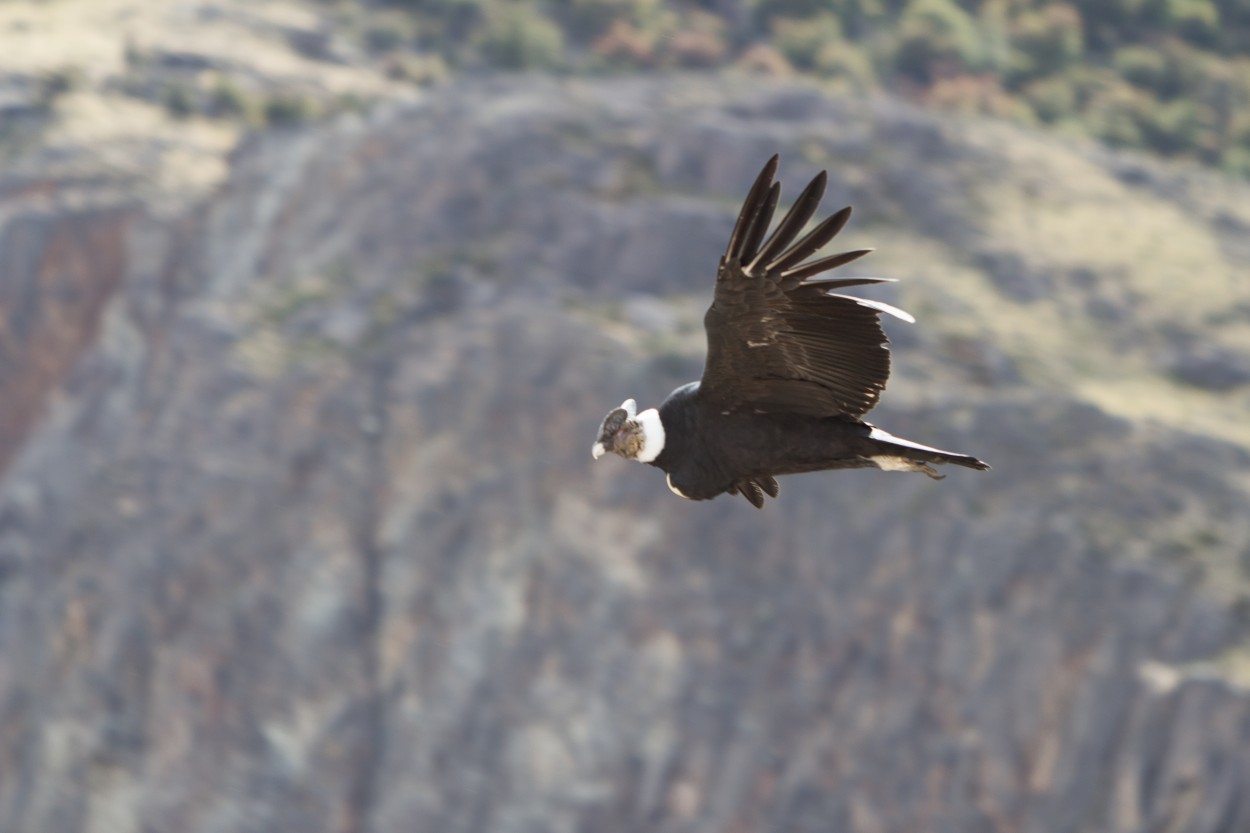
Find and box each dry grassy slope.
[0,0,409,201]
[888,117,1250,450]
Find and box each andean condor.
[591,155,989,507]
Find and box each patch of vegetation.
[382,52,450,84]
[368,0,1250,174]
[154,76,322,128]
[262,91,319,126]
[36,66,85,109]
[479,4,567,69]
[364,11,419,53]
[163,82,197,119]
[209,79,261,124]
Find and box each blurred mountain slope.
[0,0,413,199]
[2,71,1250,833]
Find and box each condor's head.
[591,399,665,463]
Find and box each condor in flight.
[591,155,988,507]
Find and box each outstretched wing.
[701,155,913,419]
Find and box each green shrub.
[1155,39,1212,97]
[366,20,416,52]
[814,40,879,88]
[771,13,843,71]
[480,5,566,69]
[263,92,317,126]
[384,52,450,84]
[1221,144,1250,176]
[1225,65,1250,137]
[1114,44,1169,89]
[755,0,891,34]
[396,0,484,13]
[211,81,246,116]
[975,0,1014,75]
[554,0,663,39]
[1138,97,1216,155]
[1110,40,1209,98]
[1023,74,1078,121]
[209,79,260,123]
[410,0,489,48]
[754,0,841,21]
[1151,0,1221,43]
[892,0,986,83]
[164,83,197,119]
[1007,3,1084,83]
[1064,64,1128,109]
[1085,82,1153,147]
[1071,0,1150,49]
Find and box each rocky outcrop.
[1,77,1248,833]
[0,186,137,476]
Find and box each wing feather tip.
[725,155,782,262]
[748,168,829,272]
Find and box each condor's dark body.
[651,382,870,500]
[591,154,988,507]
[651,382,984,504]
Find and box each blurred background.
[1,1,1250,832]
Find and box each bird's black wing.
[701,155,913,419]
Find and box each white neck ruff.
[635,408,665,463]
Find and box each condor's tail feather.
[867,426,990,475]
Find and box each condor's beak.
[592,441,606,459]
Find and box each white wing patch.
[747,339,769,348]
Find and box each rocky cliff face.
[1,77,1249,833]
[0,189,135,476]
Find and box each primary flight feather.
[592,155,988,507]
